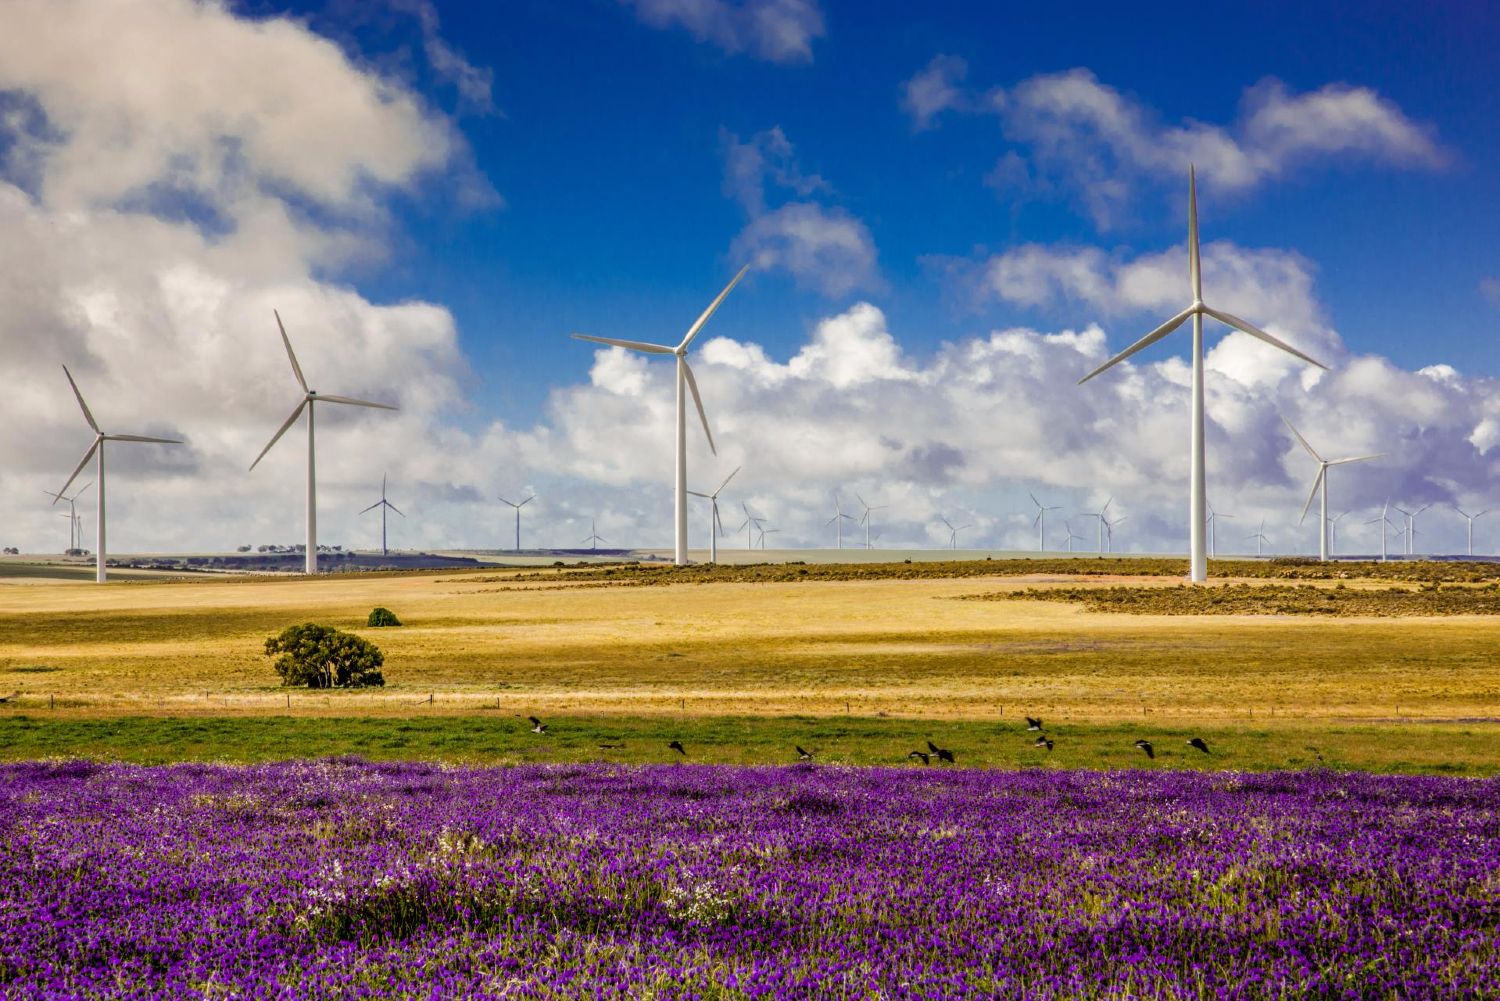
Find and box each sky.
[2,0,1498,557]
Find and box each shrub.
[264,624,385,689]
[366,607,402,627]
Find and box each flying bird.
[1187,737,1210,754]
[795,745,813,762]
[1025,716,1043,731]
[668,740,686,756]
[1134,739,1155,759]
[1034,736,1054,752]
[907,750,931,765]
[925,742,955,764]
[528,716,548,735]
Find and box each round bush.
[366,607,401,627]
[264,623,385,689]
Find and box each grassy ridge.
[985,582,1500,615]
[1,714,1495,775]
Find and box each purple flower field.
[1,760,1496,999]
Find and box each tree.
[366,607,401,627]
[264,623,385,689]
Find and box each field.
[0,559,1497,773]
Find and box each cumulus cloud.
[721,127,877,296]
[621,0,825,63]
[903,65,1447,227]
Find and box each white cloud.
[1480,277,1500,308]
[904,65,1446,228]
[901,54,969,131]
[621,0,825,63]
[721,127,877,296]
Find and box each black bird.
[927,740,942,754]
[795,745,813,761]
[1187,737,1210,754]
[932,745,956,764]
[527,716,548,735]
[907,750,931,765]
[667,740,687,756]
[1034,736,1054,752]
[1025,716,1043,731]
[1134,739,1155,759]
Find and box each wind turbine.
[1248,518,1270,557]
[1206,503,1232,558]
[688,466,739,564]
[1078,166,1327,582]
[249,311,398,575]
[582,519,607,551]
[1365,501,1396,562]
[1453,505,1490,557]
[1284,417,1383,562]
[736,502,764,551]
[359,475,404,556]
[1392,503,1429,557]
[1064,519,1086,553]
[499,494,534,552]
[1329,511,1349,554]
[52,367,182,583]
[572,265,748,566]
[1102,513,1126,553]
[757,526,781,550]
[1084,497,1113,553]
[43,480,92,552]
[856,494,887,550]
[939,517,971,551]
[1028,493,1060,553]
[826,493,857,549]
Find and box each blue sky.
[3,0,1498,556]
[320,0,1500,419]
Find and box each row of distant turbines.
[42,166,1477,582]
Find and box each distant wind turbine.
[939,517,971,551]
[1207,503,1233,558]
[757,526,781,550]
[359,475,404,556]
[1329,511,1350,553]
[1248,518,1270,557]
[1284,417,1383,562]
[1392,503,1430,557]
[1028,492,1060,553]
[1365,501,1395,562]
[499,494,534,553]
[1453,505,1491,557]
[736,502,765,551]
[43,479,92,552]
[1084,497,1113,553]
[52,367,182,583]
[826,493,857,549]
[249,311,398,574]
[582,519,607,551]
[688,466,739,564]
[1102,512,1126,553]
[1078,166,1327,582]
[856,494,887,550]
[1064,519,1086,553]
[572,265,748,566]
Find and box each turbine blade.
[387,502,405,517]
[55,440,101,500]
[572,334,674,355]
[1279,416,1322,462]
[1077,306,1194,384]
[1188,165,1202,302]
[688,490,711,498]
[1298,468,1324,525]
[714,466,741,496]
[249,401,307,471]
[360,501,383,514]
[105,434,183,444]
[316,394,398,410]
[520,496,535,507]
[274,310,309,393]
[1202,306,1327,370]
[61,366,100,433]
[1328,453,1385,466]
[681,360,715,455]
[679,264,749,351]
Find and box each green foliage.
[263,623,385,689]
[366,607,402,627]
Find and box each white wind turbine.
[52,367,183,583]
[1102,512,1126,553]
[44,479,92,552]
[582,519,607,551]
[1206,503,1233,558]
[826,493,857,549]
[1248,518,1271,557]
[1392,503,1429,557]
[736,502,765,551]
[1028,492,1060,553]
[1365,501,1396,562]
[1284,417,1383,563]
[1078,166,1327,583]
[1329,511,1350,553]
[249,311,398,575]
[573,265,748,566]
[359,475,404,556]
[1084,497,1113,553]
[856,494,887,550]
[1453,505,1490,557]
[757,525,781,550]
[939,517,971,551]
[1064,519,1086,553]
[499,494,534,552]
[688,466,739,564]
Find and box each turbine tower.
[1084,497,1113,553]
[250,311,398,575]
[1365,501,1396,562]
[1028,492,1060,553]
[1453,505,1490,558]
[1248,518,1270,557]
[856,494,886,550]
[1078,167,1327,583]
[1285,417,1382,563]
[44,479,92,552]
[688,466,739,564]
[499,494,534,552]
[1102,513,1126,553]
[359,475,404,556]
[573,265,748,566]
[826,493,856,549]
[52,367,182,583]
[1206,503,1232,558]
[582,519,606,552]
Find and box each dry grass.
[979,582,1500,616]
